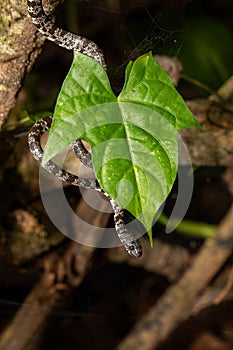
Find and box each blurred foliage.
[178,16,233,90]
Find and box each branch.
[0,192,111,350]
[155,58,233,167]
[107,238,190,282]
[180,76,233,167]
[116,203,233,350]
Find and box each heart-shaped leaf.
[43,51,198,240]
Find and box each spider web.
[121,7,183,60]
[76,2,183,57]
[128,25,183,58]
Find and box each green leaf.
[43,51,117,161]
[119,52,199,130]
[89,102,178,238]
[43,51,198,240]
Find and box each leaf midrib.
[117,102,144,216]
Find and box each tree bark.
[0,0,62,127]
[180,94,233,166]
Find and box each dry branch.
[116,203,233,350]
[107,238,190,282]
[0,193,111,350]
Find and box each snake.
[27,0,142,257]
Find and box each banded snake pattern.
[27,0,142,257]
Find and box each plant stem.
[158,213,217,239]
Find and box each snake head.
[125,241,142,258]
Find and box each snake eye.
[126,242,142,258]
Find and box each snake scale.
[27,0,142,257]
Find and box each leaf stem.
[158,213,217,239]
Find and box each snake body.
[27,0,106,68]
[28,116,101,190]
[27,0,142,257]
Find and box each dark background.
[0,0,233,349]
